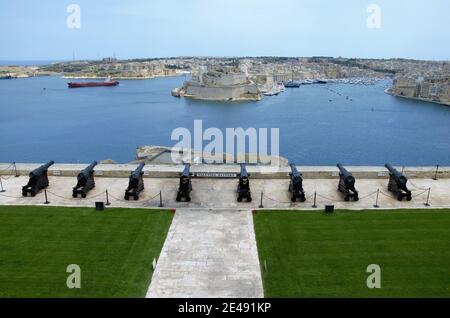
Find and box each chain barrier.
[262,193,295,205]
[0,192,24,199]
[0,163,17,180]
[379,190,397,200]
[357,190,379,201]
[411,189,430,198]
[108,191,161,204]
[315,193,346,203]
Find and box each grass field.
[0,206,173,298]
[254,209,450,298]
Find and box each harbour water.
[0,75,449,165]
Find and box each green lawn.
[254,209,450,298]
[0,206,173,298]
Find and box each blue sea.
[0,75,449,165]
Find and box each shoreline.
[385,88,450,107]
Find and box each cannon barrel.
[181,164,191,177]
[337,163,351,177]
[385,164,403,178]
[31,161,55,177]
[385,163,408,187]
[131,163,146,179]
[290,164,302,177]
[79,161,98,179]
[239,164,249,178]
[337,163,356,187]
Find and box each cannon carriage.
[124,163,145,200]
[237,164,252,202]
[72,161,98,198]
[337,164,359,201]
[289,164,306,202]
[385,164,412,201]
[22,161,54,197]
[176,164,192,202]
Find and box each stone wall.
[182,81,261,101]
[2,163,448,180]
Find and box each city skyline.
[0,0,449,61]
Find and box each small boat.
[284,80,300,88]
[0,75,13,80]
[68,76,119,88]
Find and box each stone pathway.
[146,209,264,298]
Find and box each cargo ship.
[68,77,119,88]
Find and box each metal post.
[44,189,50,204]
[373,189,380,208]
[424,188,431,207]
[106,189,111,206]
[13,162,19,178]
[312,192,317,208]
[433,165,439,181]
[259,192,264,209]
[159,191,163,207]
[0,178,5,192]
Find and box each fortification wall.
[1,163,448,180]
[183,82,260,101]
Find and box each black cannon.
[176,164,192,202]
[22,161,55,197]
[385,164,412,201]
[289,164,306,202]
[125,163,146,200]
[337,164,359,201]
[73,161,98,198]
[237,164,252,202]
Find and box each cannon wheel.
[397,194,403,201]
[134,195,139,201]
[344,196,350,202]
[176,195,181,202]
[186,197,191,202]
[291,196,296,202]
[81,193,87,198]
[31,191,36,197]
[248,196,252,202]
[300,196,306,203]
[22,191,27,197]
[237,196,242,202]
[354,197,359,202]
[406,195,412,202]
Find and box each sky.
[0,0,449,61]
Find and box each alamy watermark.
[171,120,280,167]
[366,4,381,29]
[366,264,381,289]
[66,4,81,29]
[66,264,81,289]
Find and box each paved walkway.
[146,209,264,298]
[1,176,449,210]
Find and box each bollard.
[13,162,19,178]
[259,192,264,209]
[312,192,317,208]
[433,165,439,181]
[106,189,111,206]
[0,178,5,193]
[373,189,380,208]
[424,188,431,207]
[159,191,163,207]
[44,189,50,204]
